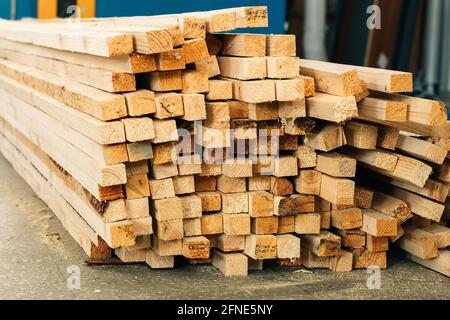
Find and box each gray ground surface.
[0,154,448,300]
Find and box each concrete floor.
[0,154,448,300]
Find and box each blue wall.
[0,0,36,19]
[96,0,286,34]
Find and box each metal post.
[10,0,16,20]
[422,0,443,98]
[303,0,328,61]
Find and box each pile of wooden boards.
[0,6,449,277]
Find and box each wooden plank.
[329,249,353,272]
[294,214,321,235]
[299,59,368,99]
[276,234,301,259]
[358,97,408,122]
[182,70,209,94]
[155,48,186,71]
[0,20,134,57]
[146,249,174,269]
[195,55,221,78]
[212,251,248,277]
[306,93,357,123]
[335,229,366,249]
[371,191,413,223]
[422,225,450,249]
[201,213,223,235]
[371,91,448,126]
[182,236,210,259]
[220,34,266,57]
[344,121,378,149]
[223,214,251,236]
[294,170,322,195]
[361,209,398,237]
[244,234,277,260]
[331,208,363,230]
[396,134,448,165]
[404,250,450,277]
[302,231,341,257]
[396,226,439,259]
[382,178,449,203]
[266,34,296,57]
[0,47,136,93]
[0,59,127,121]
[0,38,156,73]
[320,175,355,206]
[122,118,155,143]
[342,148,398,172]
[305,124,346,152]
[266,57,300,79]
[206,80,233,101]
[294,145,317,169]
[217,56,266,80]
[377,126,400,150]
[124,90,156,117]
[315,153,356,178]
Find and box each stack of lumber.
[0,7,449,277]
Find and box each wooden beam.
[315,153,356,178]
[358,97,408,122]
[306,93,357,123]
[217,56,267,80]
[361,209,398,237]
[371,191,413,223]
[302,231,341,257]
[344,121,378,149]
[220,34,266,57]
[320,175,355,206]
[304,124,346,152]
[396,134,448,165]
[342,148,398,172]
[396,226,439,259]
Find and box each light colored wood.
[221,192,249,214]
[306,93,357,123]
[182,236,210,259]
[302,248,331,269]
[152,142,176,165]
[248,102,279,121]
[320,175,355,206]
[244,234,277,260]
[0,21,134,57]
[125,174,150,200]
[199,127,231,149]
[251,217,279,234]
[377,126,400,150]
[343,148,398,172]
[277,234,301,259]
[122,118,155,143]
[201,213,223,235]
[266,34,296,57]
[248,176,271,192]
[0,59,128,121]
[329,249,353,272]
[383,178,449,203]
[126,198,149,220]
[0,47,136,93]
[149,178,175,200]
[155,48,185,71]
[316,153,356,178]
[195,55,221,78]
[116,247,146,263]
[151,236,182,257]
[126,160,149,177]
[132,216,153,236]
[222,159,253,178]
[396,134,448,165]
[152,119,178,144]
[221,33,266,57]
[146,249,175,269]
[396,226,439,259]
[275,80,304,102]
[303,231,341,257]
[304,124,346,152]
[147,70,183,92]
[331,208,363,230]
[206,80,233,101]
[216,176,246,194]
[216,235,246,252]
[352,248,387,269]
[358,97,407,122]
[177,154,202,176]
[152,197,183,222]
[225,78,276,104]
[366,235,389,253]
[223,214,251,236]
[344,121,378,149]
[365,154,432,188]
[294,170,322,195]
[274,196,314,216]
[371,91,447,126]
[270,177,294,196]
[154,92,184,119]
[197,192,222,212]
[278,99,306,119]
[0,38,156,74]
[404,250,450,277]
[124,90,156,117]
[182,70,209,94]
[371,191,412,223]
[212,251,248,277]
[228,100,249,119]
[278,216,295,234]
[273,156,298,178]
[320,211,331,230]
[204,102,231,128]
[294,145,317,169]
[155,219,183,241]
[248,191,274,218]
[231,120,257,140]
[336,229,366,249]
[422,225,450,248]
[266,56,300,79]
[172,175,195,195]
[217,56,266,80]
[298,75,316,97]
[361,209,398,237]
[150,162,178,180]
[180,194,202,219]
[300,59,368,99]
[294,214,321,235]
[181,94,206,121]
